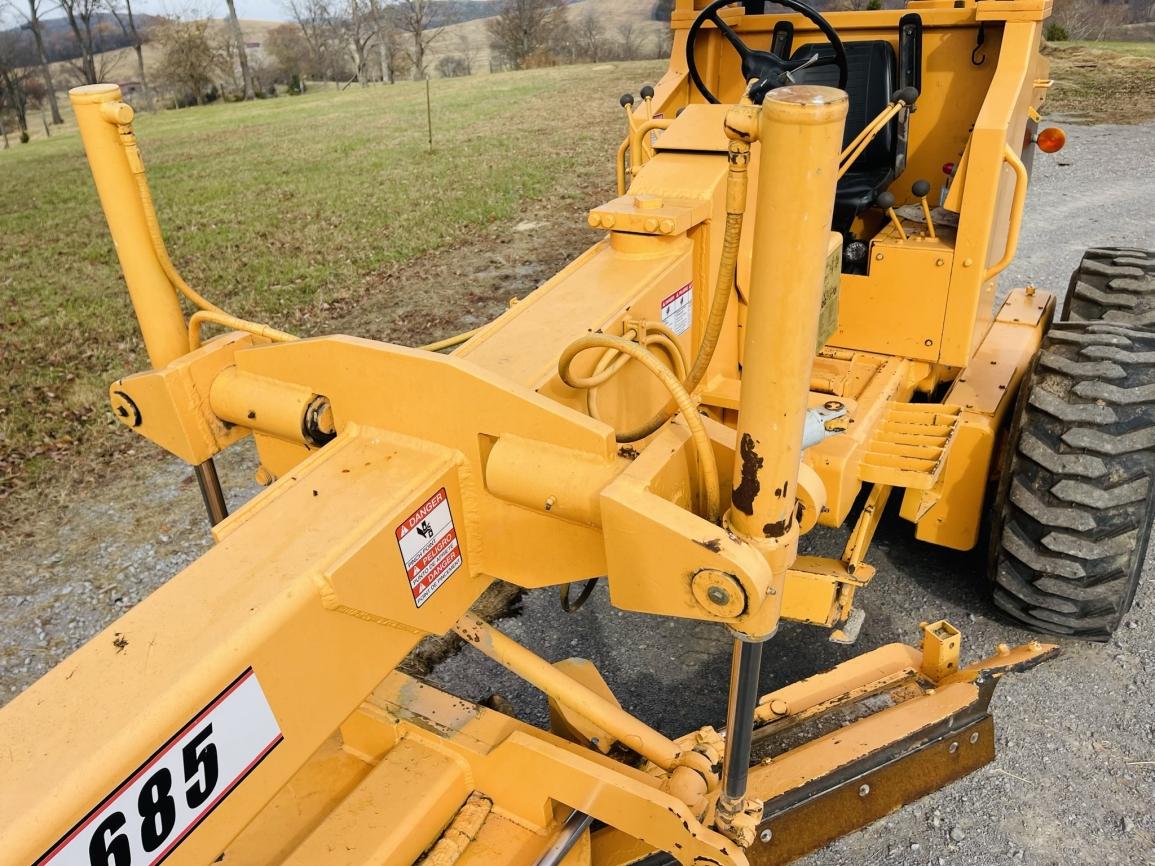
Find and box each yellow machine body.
[1,1,1066,865]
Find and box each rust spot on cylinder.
[732,433,763,515]
[763,519,788,538]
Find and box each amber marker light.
[1036,127,1066,153]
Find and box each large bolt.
[707,586,730,606]
[759,829,773,843]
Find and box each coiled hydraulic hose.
[559,333,721,524]
[568,135,750,449]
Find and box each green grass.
[1069,40,1155,59]
[1045,41,1155,123]
[0,61,664,503]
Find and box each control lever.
[640,84,655,119]
[876,191,907,241]
[912,179,937,239]
[784,52,820,83]
[619,92,635,125]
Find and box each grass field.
[0,60,665,511]
[0,39,1150,516]
[1046,41,1155,123]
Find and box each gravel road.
[2,118,1154,865]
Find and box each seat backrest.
[790,40,898,172]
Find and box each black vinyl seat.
[790,40,901,233]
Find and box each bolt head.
[969,731,979,744]
[859,784,870,797]
[949,741,959,754]
[759,829,773,843]
[707,586,730,606]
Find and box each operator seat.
[786,14,922,234]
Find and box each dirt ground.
[2,117,1154,865]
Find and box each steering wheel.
[686,0,848,104]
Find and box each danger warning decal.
[661,282,693,336]
[396,487,462,608]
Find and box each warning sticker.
[661,282,693,336]
[396,487,462,608]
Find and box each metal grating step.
[859,403,961,490]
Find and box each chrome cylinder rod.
[193,458,228,526]
[720,636,765,805]
[534,810,594,866]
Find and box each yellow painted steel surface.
[0,1,1067,863]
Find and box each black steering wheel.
[687,0,848,104]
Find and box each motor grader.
[5,0,1155,863]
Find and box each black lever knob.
[640,84,655,100]
[892,86,919,106]
[876,191,896,210]
[620,93,635,108]
[912,179,931,198]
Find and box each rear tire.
[990,250,1155,640]
[1062,247,1155,324]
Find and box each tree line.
[0,0,675,145]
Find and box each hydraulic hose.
[613,137,750,443]
[188,310,297,351]
[119,118,297,347]
[559,333,720,524]
[132,170,225,316]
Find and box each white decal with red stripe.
[396,487,462,608]
[38,668,282,866]
[661,282,693,336]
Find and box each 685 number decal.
[38,669,282,866]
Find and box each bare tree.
[617,21,639,61]
[453,28,477,75]
[487,0,566,71]
[266,21,309,85]
[366,0,393,82]
[0,28,31,141]
[389,0,444,80]
[106,0,152,110]
[154,15,223,105]
[1052,0,1129,38]
[57,0,101,83]
[343,0,377,86]
[287,0,345,84]
[11,0,64,123]
[575,8,604,62]
[222,0,255,98]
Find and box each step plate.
[859,402,962,491]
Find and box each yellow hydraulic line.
[420,325,483,352]
[607,110,755,445]
[188,310,297,351]
[453,613,682,771]
[559,333,721,524]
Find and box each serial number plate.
[37,668,282,866]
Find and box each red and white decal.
[661,282,693,336]
[396,487,462,608]
[38,668,282,866]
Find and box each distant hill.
[1,12,166,66]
